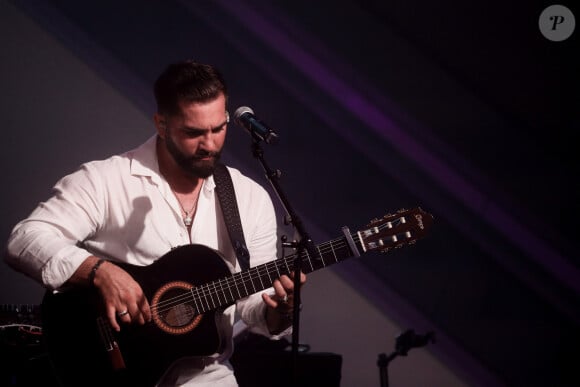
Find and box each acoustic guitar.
[42,207,433,386]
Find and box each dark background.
[1,1,578,386]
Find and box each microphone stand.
[377,329,436,387]
[250,138,316,384]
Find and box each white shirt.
[6,135,284,385]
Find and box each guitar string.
[150,243,338,314]
[150,259,298,315]
[150,236,353,315]
[150,231,370,315]
[150,246,344,320]
[151,219,406,316]
[151,220,406,316]
[150,258,302,316]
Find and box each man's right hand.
[92,260,152,331]
[68,256,152,332]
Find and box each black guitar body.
[42,244,233,387]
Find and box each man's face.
[158,94,228,178]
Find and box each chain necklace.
[173,191,199,227]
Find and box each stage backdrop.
[1,1,577,386]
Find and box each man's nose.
[199,131,217,151]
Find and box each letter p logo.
[550,15,566,30]
[539,5,576,41]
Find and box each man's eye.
[184,130,203,137]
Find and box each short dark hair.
[154,60,227,115]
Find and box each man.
[5,60,305,386]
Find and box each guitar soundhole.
[164,302,195,327]
[151,281,203,335]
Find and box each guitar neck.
[190,233,357,314]
[188,207,432,316]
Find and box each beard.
[164,134,221,178]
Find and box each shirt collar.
[128,135,161,182]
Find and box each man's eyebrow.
[183,119,229,132]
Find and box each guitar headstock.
[358,207,433,253]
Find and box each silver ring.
[282,294,288,303]
[117,310,129,317]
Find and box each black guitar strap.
[214,163,250,271]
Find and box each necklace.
[180,203,196,227]
[174,192,199,227]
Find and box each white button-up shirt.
[6,135,283,384]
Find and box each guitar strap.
[213,163,250,271]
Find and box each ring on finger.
[117,310,129,317]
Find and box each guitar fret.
[245,270,256,294]
[240,272,249,297]
[195,286,204,313]
[316,245,326,267]
[285,252,317,273]
[216,280,224,306]
[336,239,352,262]
[205,284,214,309]
[194,287,205,313]
[251,269,259,292]
[275,260,284,276]
[306,249,320,271]
[256,267,265,290]
[227,280,234,303]
[224,278,234,303]
[266,262,275,283]
[191,288,202,314]
[208,283,217,308]
[219,282,227,305]
[233,273,245,298]
[222,279,233,305]
[306,253,314,272]
[202,285,211,311]
[330,242,339,262]
[259,265,272,288]
[191,288,200,313]
[333,241,342,262]
[234,273,248,299]
[268,266,274,285]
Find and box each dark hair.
[154,60,227,115]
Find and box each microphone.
[233,106,279,144]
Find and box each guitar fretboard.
[188,233,358,315]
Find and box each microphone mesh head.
[233,106,254,124]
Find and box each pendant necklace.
[174,192,199,227]
[181,203,196,227]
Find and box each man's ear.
[153,113,166,138]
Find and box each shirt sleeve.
[5,163,105,289]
